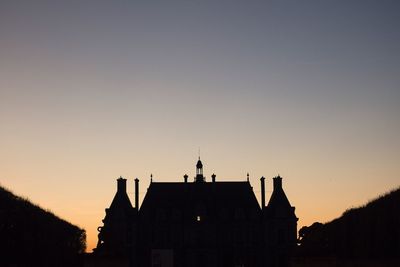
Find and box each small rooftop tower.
[195,157,205,182]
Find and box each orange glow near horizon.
[3,159,398,253]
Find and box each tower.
[94,177,135,258]
[264,175,298,267]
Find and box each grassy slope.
[298,187,400,259]
[0,185,86,265]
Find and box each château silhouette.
[92,159,297,267]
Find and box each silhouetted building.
[94,159,297,267]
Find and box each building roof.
[266,176,296,218]
[108,178,133,216]
[139,181,261,221]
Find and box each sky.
[1,0,399,252]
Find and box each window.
[196,215,201,222]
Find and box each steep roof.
[267,187,291,208]
[139,181,261,220]
[107,178,134,218]
[266,176,296,218]
[109,189,133,210]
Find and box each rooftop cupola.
[195,157,205,182]
[196,158,203,169]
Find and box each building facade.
[94,159,297,267]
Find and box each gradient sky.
[1,0,399,252]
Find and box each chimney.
[117,176,127,192]
[273,175,282,191]
[135,178,139,210]
[211,173,216,183]
[260,176,266,209]
[184,174,188,183]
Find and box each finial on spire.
[150,173,153,183]
[247,173,249,182]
